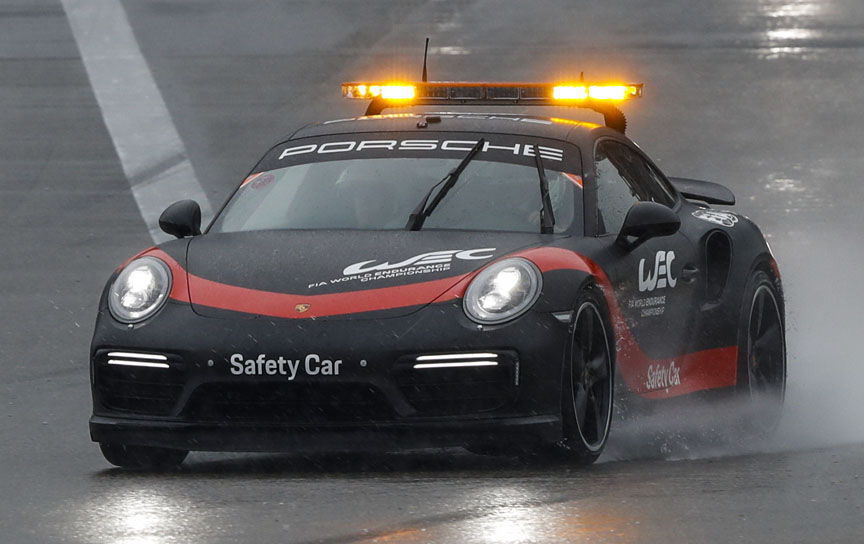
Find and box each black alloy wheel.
[558,292,614,464]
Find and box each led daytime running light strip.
[414,361,499,369]
[413,352,500,369]
[415,353,498,361]
[106,351,170,369]
[107,351,167,361]
[108,360,170,369]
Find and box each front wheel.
[99,443,188,469]
[551,290,615,464]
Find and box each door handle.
[681,264,700,283]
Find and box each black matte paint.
[90,115,780,454]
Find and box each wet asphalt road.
[2,0,864,542]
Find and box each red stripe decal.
[139,245,737,398]
[142,249,466,319]
[187,273,461,319]
[116,246,157,273]
[499,247,738,398]
[141,249,191,302]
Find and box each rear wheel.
[736,269,786,437]
[552,290,615,464]
[99,443,188,469]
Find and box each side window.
[643,162,676,205]
[594,143,639,235]
[594,141,676,234]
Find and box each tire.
[735,269,786,438]
[549,288,615,465]
[99,443,188,469]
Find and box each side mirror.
[159,200,202,239]
[616,201,680,249]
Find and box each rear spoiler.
[669,177,735,206]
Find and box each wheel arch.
[533,267,599,313]
[555,278,617,416]
[743,251,786,328]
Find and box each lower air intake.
[394,351,519,416]
[183,383,396,424]
[93,351,185,416]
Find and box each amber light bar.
[343,83,416,100]
[343,80,643,133]
[342,81,643,103]
[553,85,641,101]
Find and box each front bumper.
[89,414,561,452]
[90,299,571,452]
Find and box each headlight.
[108,257,172,323]
[463,258,542,324]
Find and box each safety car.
[90,78,786,468]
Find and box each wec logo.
[692,209,738,228]
[639,250,677,293]
[343,248,496,276]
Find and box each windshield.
[211,133,583,234]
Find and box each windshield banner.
[256,132,582,174]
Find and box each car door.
[591,138,699,363]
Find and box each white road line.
[61,0,213,242]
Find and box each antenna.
[421,37,430,82]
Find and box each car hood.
[185,230,556,320]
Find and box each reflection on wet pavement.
[46,445,861,544]
[754,0,827,59]
[354,501,638,544]
[70,487,216,544]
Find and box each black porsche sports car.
[90,80,786,468]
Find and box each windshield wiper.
[406,138,486,231]
[534,148,556,234]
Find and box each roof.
[289,112,609,144]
